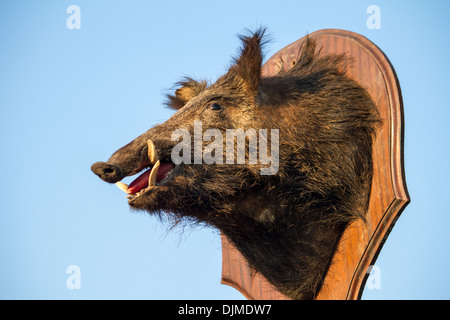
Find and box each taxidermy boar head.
[91,28,380,299]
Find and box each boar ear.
[228,28,268,94]
[165,77,208,110]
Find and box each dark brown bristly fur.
[91,28,381,300]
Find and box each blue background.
[0,0,449,299]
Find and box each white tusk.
[147,139,159,164]
[115,181,129,193]
[148,160,160,187]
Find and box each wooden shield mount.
[220,29,410,300]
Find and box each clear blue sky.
[0,0,449,299]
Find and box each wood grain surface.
[220,29,410,300]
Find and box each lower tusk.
[115,181,129,193]
[148,160,160,187]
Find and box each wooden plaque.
[220,29,410,300]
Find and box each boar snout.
[91,162,126,183]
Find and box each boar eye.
[208,103,222,111]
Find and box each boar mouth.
[114,139,178,202]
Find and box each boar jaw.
[125,161,179,202]
[113,139,179,202]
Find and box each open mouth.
[115,139,177,201]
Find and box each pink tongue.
[127,163,175,194]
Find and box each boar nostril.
[103,167,114,174]
[91,162,125,183]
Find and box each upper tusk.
[147,139,159,164]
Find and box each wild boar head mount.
[91,28,381,300]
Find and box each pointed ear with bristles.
[228,28,267,94]
[165,77,208,110]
